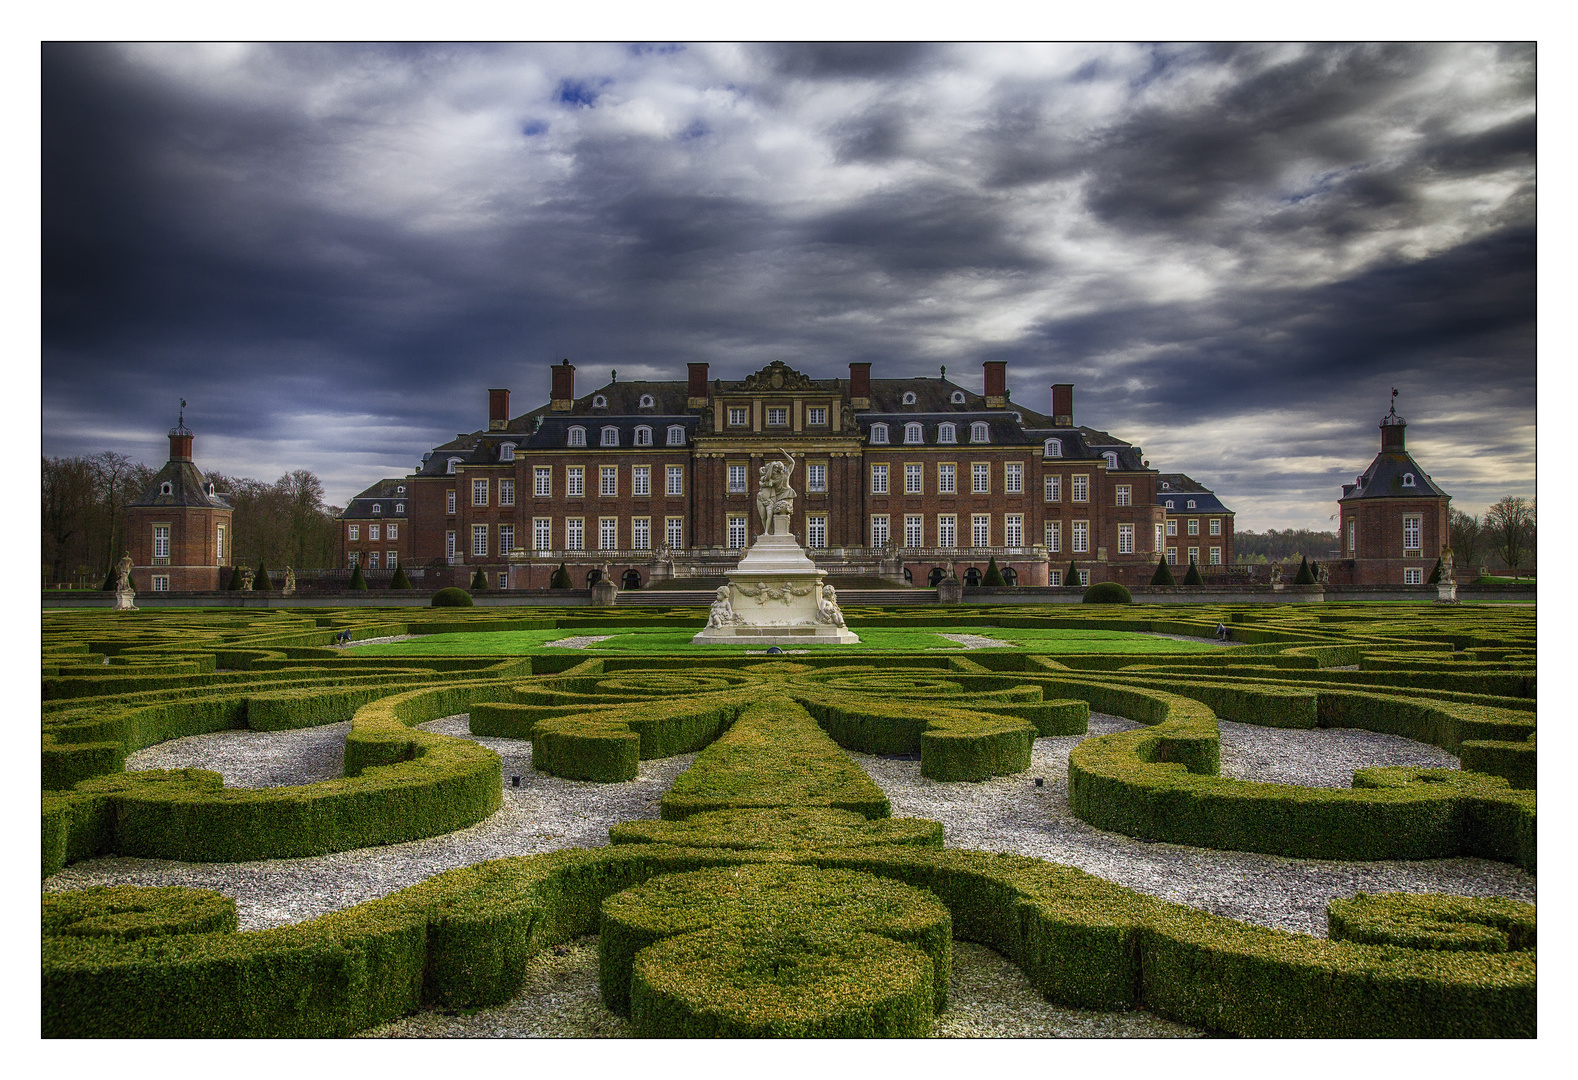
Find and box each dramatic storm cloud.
[42,42,1535,526]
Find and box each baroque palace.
[338,359,1236,590]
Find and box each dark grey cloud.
[42,42,1535,526]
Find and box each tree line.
[1450,497,1536,577]
[41,453,342,586]
[1231,528,1340,564]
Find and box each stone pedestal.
[113,588,138,612]
[1435,583,1459,603]
[591,579,619,607]
[936,577,964,605]
[692,514,859,645]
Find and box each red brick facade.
[1332,409,1450,585]
[125,425,233,593]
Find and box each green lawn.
[348,626,1226,656]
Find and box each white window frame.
[153,525,170,559]
[767,407,788,426]
[1209,546,1221,566]
[1118,523,1134,555]
[216,525,225,561]
[904,515,923,548]
[905,423,923,444]
[639,394,655,409]
[601,466,618,497]
[728,406,749,426]
[388,551,399,568]
[499,524,514,553]
[348,551,360,568]
[1103,451,1118,469]
[727,515,748,550]
[937,463,955,495]
[601,426,619,447]
[1154,524,1164,553]
[1045,475,1061,502]
[1347,520,1355,553]
[807,514,827,549]
[666,517,684,550]
[937,514,957,549]
[388,523,398,540]
[473,479,488,506]
[535,467,552,497]
[938,423,956,444]
[368,551,380,571]
[667,425,686,446]
[807,463,827,493]
[1404,567,1423,585]
[348,523,359,542]
[870,423,889,445]
[1044,438,1062,458]
[565,518,584,551]
[1071,475,1089,502]
[534,517,552,551]
[1005,514,1023,547]
[567,466,584,497]
[500,442,516,462]
[1188,546,1199,564]
[1167,520,1177,536]
[1403,515,1422,552]
[905,464,923,495]
[807,407,828,426]
[472,524,488,557]
[1049,569,1062,587]
[395,503,404,514]
[1115,485,1130,507]
[1188,519,1199,536]
[1209,518,1221,536]
[667,465,684,496]
[633,517,651,550]
[871,514,890,547]
[447,490,456,515]
[499,479,515,507]
[902,391,917,405]
[445,531,456,559]
[971,463,989,494]
[369,523,381,541]
[152,575,170,592]
[635,426,653,446]
[446,457,461,474]
[1005,463,1023,494]
[633,466,651,496]
[568,427,586,447]
[971,514,990,548]
[599,517,618,551]
[371,503,382,515]
[1046,521,1061,552]
[727,464,748,493]
[971,422,989,444]
[870,464,889,495]
[1072,520,1089,553]
[1166,547,1177,566]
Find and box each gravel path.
[126,723,349,788]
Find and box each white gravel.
[543,635,616,648]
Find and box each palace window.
[389,552,399,568]
[369,524,380,541]
[601,427,619,447]
[667,425,686,446]
[499,525,514,553]
[348,524,359,541]
[499,479,515,507]
[1103,451,1118,469]
[971,422,989,443]
[728,407,748,426]
[473,479,488,506]
[1186,499,1197,509]
[568,427,586,446]
[633,466,651,496]
[348,551,359,568]
[534,518,552,550]
[904,515,923,548]
[666,517,684,549]
[938,463,955,495]
[446,458,461,474]
[1072,520,1089,553]
[1045,475,1061,502]
[1166,499,1175,509]
[447,490,456,514]
[871,515,890,547]
[1119,524,1134,555]
[972,463,989,494]
[639,394,655,409]
[905,423,923,444]
[728,464,747,493]
[951,391,966,404]
[1402,473,1416,487]
[216,525,225,561]
[1115,485,1130,507]
[905,464,923,494]
[972,514,990,548]
[601,466,618,496]
[567,467,584,497]
[1166,547,1177,565]
[727,515,748,549]
[1154,524,1164,552]
[446,531,456,559]
[807,515,827,548]
[1005,462,1023,494]
[1209,547,1221,566]
[938,423,956,444]
[870,423,889,445]
[472,525,488,556]
[600,518,617,551]
[1209,518,1221,536]
[1005,514,1023,547]
[1187,519,1199,536]
[1044,439,1062,458]
[937,514,957,548]
[500,443,516,462]
[152,575,170,592]
[633,517,651,550]
[1403,515,1422,551]
[808,407,828,426]
[807,463,827,493]
[1167,520,1177,536]
[902,391,917,405]
[767,407,788,426]
[635,426,653,446]
[1404,567,1423,585]
[388,523,398,540]
[870,464,889,495]
[1071,475,1088,502]
[368,552,380,570]
[592,395,607,408]
[1046,520,1063,551]
[1188,546,1198,564]
[667,465,684,496]
[151,524,170,559]
[535,467,552,497]
[1075,570,1090,587]
[565,519,584,551]
[1347,520,1355,552]
[395,503,404,514]
[1049,570,1062,587]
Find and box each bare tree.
[1448,508,1484,570]
[1485,497,1536,576]
[41,456,97,584]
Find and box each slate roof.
[1154,473,1233,513]
[1341,451,1449,501]
[342,479,412,520]
[128,459,231,509]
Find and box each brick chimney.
[687,362,709,408]
[983,361,1007,408]
[1380,410,1406,451]
[488,388,510,431]
[550,359,575,411]
[1051,384,1074,428]
[169,427,193,462]
[849,362,872,409]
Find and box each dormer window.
[970,422,989,444]
[601,426,619,447]
[1186,499,1197,509]
[1160,481,1170,490]
[395,503,405,514]
[639,394,655,409]
[870,423,889,445]
[396,485,406,494]
[160,481,173,496]
[206,482,215,497]
[666,425,685,446]
[499,442,516,462]
[592,395,608,408]
[951,391,966,405]
[1044,438,1062,458]
[904,422,923,444]
[1103,451,1118,470]
[1402,473,1416,487]
[372,503,382,515]
[568,426,587,447]
[635,425,653,446]
[446,457,461,474]
[1166,500,1175,509]
[902,391,917,405]
[938,423,956,444]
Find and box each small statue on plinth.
[1317,563,1330,584]
[815,585,847,628]
[283,566,297,596]
[1440,548,1455,585]
[755,449,796,535]
[1269,564,1283,586]
[113,553,137,611]
[706,586,741,629]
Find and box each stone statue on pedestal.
[815,585,847,628]
[706,586,741,629]
[113,553,137,611]
[283,566,296,596]
[755,449,796,535]
[1440,548,1455,585]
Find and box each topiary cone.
[1150,556,1176,587]
[227,565,246,591]
[982,556,1006,587]
[252,562,273,590]
[551,562,572,589]
[1426,557,1442,585]
[1065,560,1080,587]
[1294,555,1315,585]
[1183,557,1205,586]
[348,564,368,590]
[389,565,412,590]
[471,568,489,590]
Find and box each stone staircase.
[615,588,938,607]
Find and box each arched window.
[372,503,381,515]
[635,426,653,446]
[499,442,516,462]
[592,394,608,408]
[902,391,917,405]
[1044,438,1062,458]
[1103,451,1118,469]
[937,423,956,444]
[1402,473,1416,487]
[970,422,989,443]
[951,391,966,404]
[568,427,586,447]
[1159,481,1169,490]
[870,423,889,445]
[446,457,462,474]
[206,482,215,497]
[904,423,923,444]
[639,394,655,409]
[160,481,172,496]
[666,425,685,446]
[396,485,405,494]
[601,426,619,447]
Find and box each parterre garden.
[41,602,1536,1038]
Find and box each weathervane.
[179,398,187,425]
[1388,387,1398,417]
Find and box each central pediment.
[737,361,817,392]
